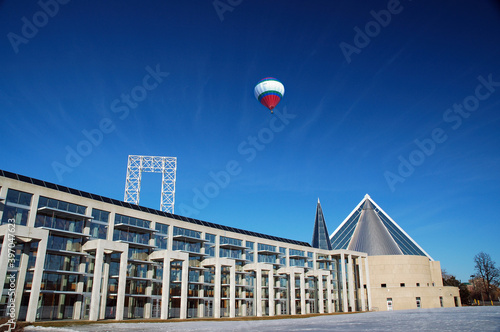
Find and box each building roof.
[329,194,433,260]
[0,169,311,247]
[311,199,332,250]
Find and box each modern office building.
[330,194,461,311]
[0,170,370,322]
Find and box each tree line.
[443,252,500,305]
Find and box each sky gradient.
[1,0,499,282]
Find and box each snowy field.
[24,306,500,332]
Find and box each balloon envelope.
[254,77,285,113]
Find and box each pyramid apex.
[317,197,320,204]
[364,194,371,199]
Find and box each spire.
[311,199,333,250]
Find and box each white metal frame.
[124,155,177,213]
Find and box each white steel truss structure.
[124,155,177,213]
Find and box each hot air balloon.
[254,77,285,114]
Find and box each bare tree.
[474,252,500,301]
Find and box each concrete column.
[290,272,296,315]
[89,246,104,321]
[268,269,274,316]
[255,268,262,316]
[252,242,257,263]
[347,254,355,311]
[199,261,205,318]
[180,259,189,319]
[167,225,174,251]
[74,254,87,320]
[318,274,324,314]
[241,272,247,317]
[327,273,333,313]
[300,272,306,315]
[106,212,115,241]
[99,255,111,319]
[214,263,221,318]
[13,243,30,320]
[115,250,128,320]
[144,259,153,319]
[340,252,348,312]
[26,194,39,227]
[26,234,47,322]
[358,256,366,311]
[229,264,236,318]
[275,276,281,315]
[364,256,372,311]
[161,255,171,319]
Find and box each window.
[289,257,305,267]
[416,297,421,308]
[1,189,33,226]
[6,189,32,206]
[90,209,109,239]
[113,229,150,245]
[173,226,200,239]
[205,233,215,257]
[38,196,86,214]
[115,214,150,229]
[220,236,242,247]
[258,243,276,252]
[381,284,387,288]
[400,283,405,287]
[289,249,305,257]
[246,241,254,262]
[439,296,443,307]
[155,223,169,250]
[279,247,286,265]
[92,209,110,223]
[416,283,420,287]
[1,205,30,226]
[258,254,276,264]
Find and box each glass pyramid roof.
[329,195,433,260]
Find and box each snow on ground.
[24,306,500,332]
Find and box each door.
[387,298,393,311]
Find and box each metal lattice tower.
[124,155,177,213]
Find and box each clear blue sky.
[1,0,499,282]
